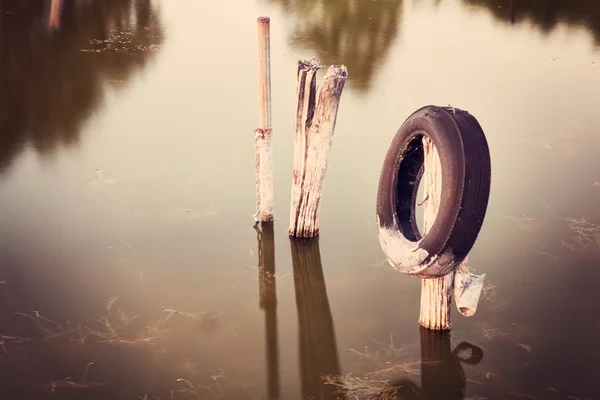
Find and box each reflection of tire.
[376,105,491,278]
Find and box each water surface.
[1,0,600,399]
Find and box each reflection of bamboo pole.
[48,0,63,29]
[291,238,340,400]
[256,224,279,399]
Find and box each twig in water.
[121,241,137,258]
[475,325,506,341]
[161,307,208,321]
[537,252,558,264]
[509,392,537,400]
[516,343,532,353]
[175,378,205,400]
[47,362,104,392]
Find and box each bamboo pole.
[289,60,347,238]
[255,16,274,223]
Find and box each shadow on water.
[0,0,164,175]
[255,223,280,399]
[267,0,403,92]
[463,0,600,43]
[291,237,341,400]
[387,329,484,400]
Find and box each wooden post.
[419,137,485,329]
[419,136,485,330]
[419,137,453,330]
[256,224,280,399]
[419,138,460,330]
[255,16,274,223]
[289,60,347,238]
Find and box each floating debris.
[81,29,163,53]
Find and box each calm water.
[1,0,600,399]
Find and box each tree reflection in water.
[464,0,600,44]
[267,0,403,92]
[0,0,164,174]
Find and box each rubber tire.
[376,105,491,278]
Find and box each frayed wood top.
[324,65,348,79]
[298,58,321,71]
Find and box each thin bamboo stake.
[255,16,274,223]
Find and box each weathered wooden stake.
[419,138,485,330]
[419,138,455,330]
[255,16,274,223]
[289,59,347,238]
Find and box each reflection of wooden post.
[255,17,274,223]
[291,238,340,399]
[420,328,465,400]
[289,60,347,238]
[389,328,483,400]
[420,327,483,400]
[48,0,63,29]
[257,224,279,399]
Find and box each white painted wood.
[289,61,347,238]
[418,137,484,329]
[419,138,455,330]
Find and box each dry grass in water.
[13,298,222,350]
[474,323,507,341]
[325,374,409,400]
[173,370,227,400]
[481,282,512,311]
[324,335,431,399]
[564,218,600,250]
[46,362,106,392]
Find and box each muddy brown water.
[1,0,600,399]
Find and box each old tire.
[376,105,491,278]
